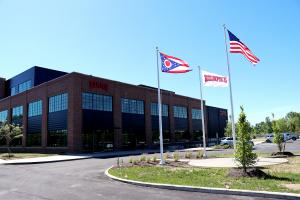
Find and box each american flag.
[227,30,260,65]
[159,52,191,73]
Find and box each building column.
[68,76,82,152]
[169,102,175,143]
[145,97,152,148]
[22,102,28,147]
[113,86,122,150]
[41,91,48,148]
[188,104,193,141]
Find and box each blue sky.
[0,0,299,124]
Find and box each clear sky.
[0,0,299,124]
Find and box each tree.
[235,106,257,173]
[272,118,288,152]
[263,117,273,134]
[224,121,232,137]
[0,123,23,158]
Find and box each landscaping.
[109,156,300,194]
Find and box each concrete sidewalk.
[0,149,160,165]
[188,157,288,168]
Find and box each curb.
[105,166,300,200]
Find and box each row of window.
[0,93,202,123]
[121,98,144,114]
[82,93,112,111]
[11,80,32,96]
[49,93,68,113]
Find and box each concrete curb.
[105,166,300,200]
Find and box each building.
[0,66,228,153]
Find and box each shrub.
[173,151,180,162]
[129,158,133,164]
[140,155,146,162]
[146,157,151,163]
[196,151,203,159]
[184,152,192,159]
[152,156,157,162]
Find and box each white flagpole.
[156,47,165,165]
[223,24,236,149]
[198,66,207,158]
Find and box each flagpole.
[223,24,237,149]
[198,66,207,158]
[156,46,165,165]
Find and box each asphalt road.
[0,155,285,200]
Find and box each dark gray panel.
[48,110,67,131]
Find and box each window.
[49,93,68,113]
[48,130,67,147]
[12,106,23,125]
[82,92,112,111]
[0,110,8,123]
[11,80,32,96]
[11,86,17,96]
[121,98,144,114]
[192,109,202,119]
[151,103,168,117]
[173,106,187,118]
[28,100,42,117]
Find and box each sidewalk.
[0,149,161,165]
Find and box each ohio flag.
[159,52,191,73]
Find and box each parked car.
[265,133,299,143]
[220,137,254,147]
[220,137,233,146]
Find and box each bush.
[196,151,203,159]
[146,157,151,163]
[173,151,180,162]
[140,155,146,162]
[152,156,157,162]
[184,152,192,159]
[129,158,133,163]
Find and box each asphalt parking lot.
[0,140,299,200]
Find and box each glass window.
[48,130,68,147]
[121,98,144,114]
[173,106,187,118]
[82,92,112,112]
[28,100,42,117]
[192,109,202,119]
[151,103,168,117]
[11,86,17,96]
[12,106,23,124]
[0,110,8,123]
[49,93,68,113]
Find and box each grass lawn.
[109,156,300,194]
[0,153,56,160]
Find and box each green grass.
[0,153,56,160]
[109,165,300,194]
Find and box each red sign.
[88,80,108,92]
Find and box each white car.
[220,137,254,147]
[220,137,233,146]
[265,133,299,143]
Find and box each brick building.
[0,66,227,153]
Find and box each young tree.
[272,118,288,152]
[235,106,257,173]
[0,123,23,158]
[224,121,232,137]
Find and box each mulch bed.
[228,168,268,178]
[271,152,294,157]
